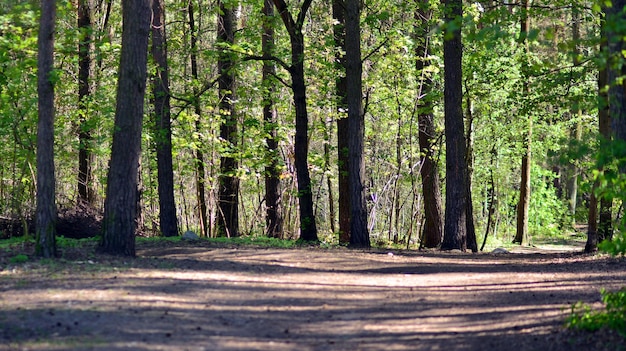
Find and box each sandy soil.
[1,240,625,351]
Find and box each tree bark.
[151,0,179,237]
[346,0,369,248]
[100,0,151,256]
[188,1,208,237]
[217,0,239,237]
[566,7,582,224]
[441,0,468,251]
[514,0,531,246]
[333,0,350,244]
[465,89,477,252]
[77,0,95,204]
[272,0,318,241]
[608,0,626,149]
[263,0,284,238]
[35,0,57,258]
[415,0,443,249]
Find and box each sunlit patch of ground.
[1,242,625,351]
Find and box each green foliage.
[0,0,609,246]
[528,167,568,237]
[56,236,99,248]
[568,288,626,336]
[9,253,28,263]
[0,236,33,250]
[599,234,626,256]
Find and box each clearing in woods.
[1,240,625,351]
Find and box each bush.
[567,288,626,336]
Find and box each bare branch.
[362,38,389,63]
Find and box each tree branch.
[241,54,292,73]
[171,76,220,119]
[297,0,313,30]
[272,0,296,36]
[362,37,389,63]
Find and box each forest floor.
[1,238,625,351]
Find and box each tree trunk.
[217,0,239,237]
[151,0,179,237]
[609,0,626,148]
[465,90,477,252]
[441,0,468,251]
[586,189,599,252]
[35,0,57,258]
[322,116,336,235]
[272,0,318,242]
[100,0,151,256]
[188,1,208,237]
[587,12,610,253]
[346,0,369,248]
[333,0,350,244]
[514,0,531,246]
[480,161,497,251]
[567,7,582,224]
[597,1,622,243]
[415,0,443,249]
[77,0,95,204]
[263,0,283,238]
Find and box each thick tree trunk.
[346,0,369,248]
[272,0,318,241]
[217,0,239,237]
[151,0,179,237]
[263,0,283,238]
[77,0,95,204]
[597,2,622,244]
[514,0,531,246]
[291,50,318,241]
[609,0,626,148]
[100,0,151,256]
[188,1,208,237]
[333,0,350,244]
[35,0,57,258]
[441,0,468,251]
[415,0,443,249]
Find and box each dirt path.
[1,242,625,351]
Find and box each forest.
[2,0,626,257]
[3,1,626,349]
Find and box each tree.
[187,0,209,237]
[77,0,95,204]
[100,0,151,256]
[513,0,531,246]
[263,0,284,238]
[151,0,179,237]
[217,0,239,237]
[346,0,369,248]
[587,7,611,253]
[35,0,57,258]
[415,0,443,249]
[608,0,626,148]
[333,0,350,244]
[271,0,318,241]
[441,0,469,251]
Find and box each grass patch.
[9,253,29,263]
[207,235,299,248]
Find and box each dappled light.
[1,245,625,350]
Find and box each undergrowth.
[567,288,626,337]
[567,229,626,335]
